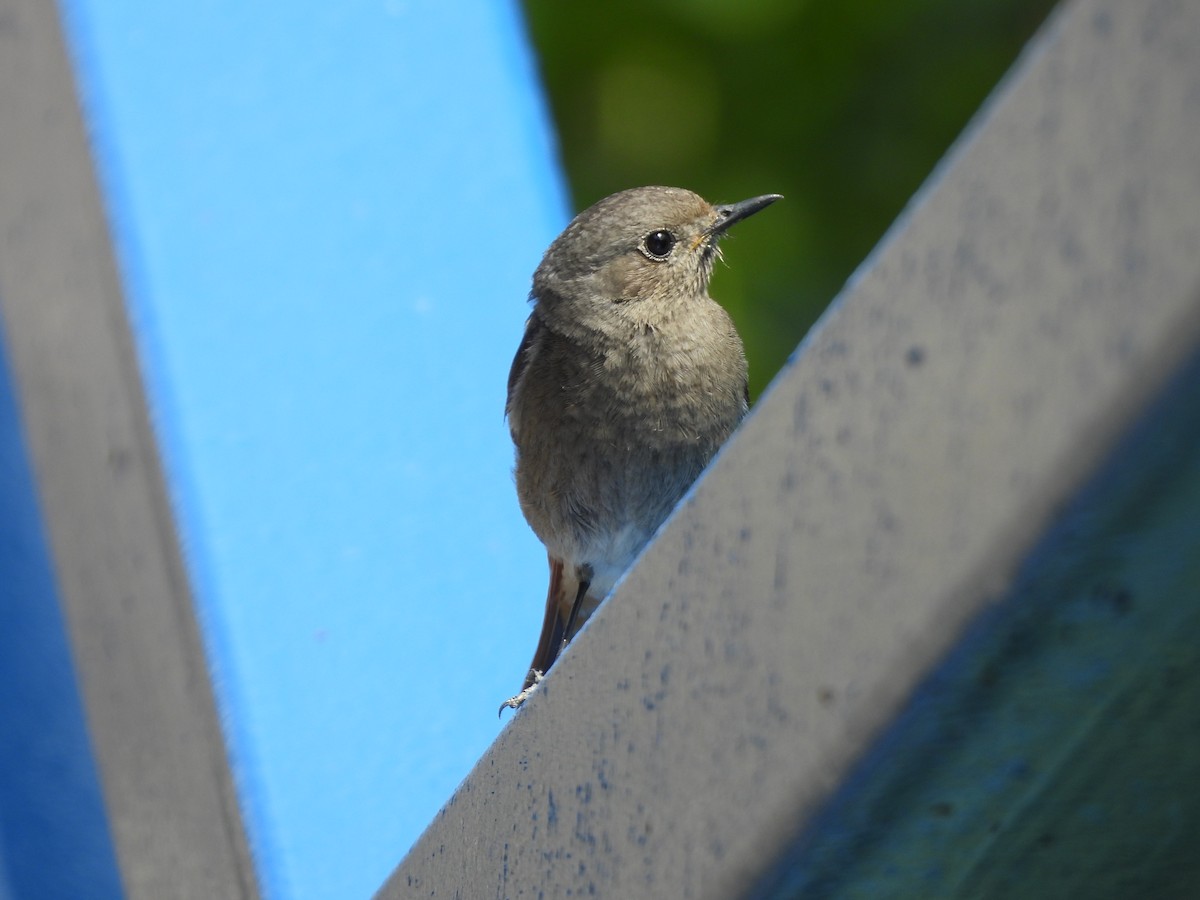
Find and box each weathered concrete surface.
[379,0,1200,896]
[0,1,258,896]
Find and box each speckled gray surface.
[380,1,1200,896]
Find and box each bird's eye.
[640,230,677,261]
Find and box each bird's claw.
[498,670,544,716]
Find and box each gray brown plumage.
[502,186,781,710]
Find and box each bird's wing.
[505,310,546,428]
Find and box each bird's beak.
[707,193,783,237]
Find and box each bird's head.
[532,186,781,322]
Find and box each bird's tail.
[522,555,599,690]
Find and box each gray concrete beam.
[0,1,257,896]
[380,0,1200,896]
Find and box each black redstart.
[501,185,781,711]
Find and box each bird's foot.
[498,670,544,715]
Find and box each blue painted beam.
[55,1,567,896]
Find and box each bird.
[500,185,781,712]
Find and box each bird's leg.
[498,565,593,716]
[560,564,593,654]
[498,669,544,715]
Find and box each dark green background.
[523,0,1058,399]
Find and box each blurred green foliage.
[522,0,1059,399]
